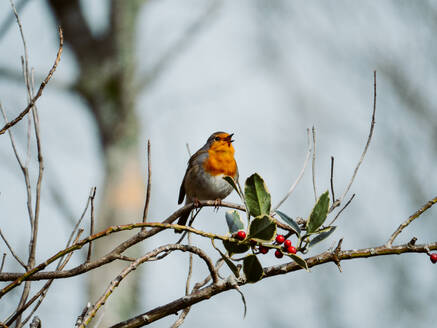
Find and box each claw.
[193,198,201,208]
[213,198,222,212]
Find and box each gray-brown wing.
[178,148,208,204]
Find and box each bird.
[176,131,239,232]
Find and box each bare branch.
[386,196,437,247]
[328,194,355,226]
[80,244,218,327]
[0,253,6,273]
[141,140,152,225]
[311,126,317,202]
[330,156,336,203]
[0,229,27,269]
[86,187,97,262]
[0,0,31,41]
[111,239,437,328]
[272,128,312,212]
[339,71,377,202]
[0,26,63,135]
[6,230,84,327]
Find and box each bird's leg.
[193,198,201,208]
[213,198,222,212]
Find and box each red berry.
[430,253,437,264]
[275,234,285,244]
[259,246,269,254]
[236,230,246,240]
[274,249,283,258]
[284,240,292,248]
[287,246,297,254]
[250,239,257,247]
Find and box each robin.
[176,131,239,231]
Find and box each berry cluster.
[274,234,297,257]
[234,231,297,258]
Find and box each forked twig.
[328,194,355,226]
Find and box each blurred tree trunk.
[47,0,145,324]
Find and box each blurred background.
[0,0,436,327]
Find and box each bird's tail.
[175,210,190,234]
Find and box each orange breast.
[204,147,237,177]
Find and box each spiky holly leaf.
[248,215,276,242]
[243,254,263,283]
[223,240,250,255]
[288,253,309,272]
[306,191,330,233]
[244,173,271,217]
[308,226,337,248]
[276,210,301,235]
[225,210,244,234]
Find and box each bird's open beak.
[225,133,234,144]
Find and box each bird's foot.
[193,198,201,208]
[213,198,222,212]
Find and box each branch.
[109,240,437,328]
[311,126,317,202]
[80,244,218,327]
[338,70,377,203]
[0,229,27,269]
[0,26,63,135]
[142,140,152,224]
[386,196,437,247]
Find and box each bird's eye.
[214,136,220,141]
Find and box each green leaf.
[288,253,309,272]
[306,191,330,233]
[223,240,250,255]
[211,239,241,277]
[223,176,241,196]
[243,254,264,283]
[248,215,276,242]
[244,173,271,217]
[225,210,244,234]
[308,226,337,248]
[276,210,301,235]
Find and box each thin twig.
[339,71,377,202]
[328,194,355,226]
[311,126,317,202]
[273,128,312,212]
[0,253,6,273]
[86,187,97,262]
[330,156,336,203]
[0,26,63,135]
[142,140,152,226]
[172,232,194,328]
[0,229,27,269]
[386,196,437,247]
